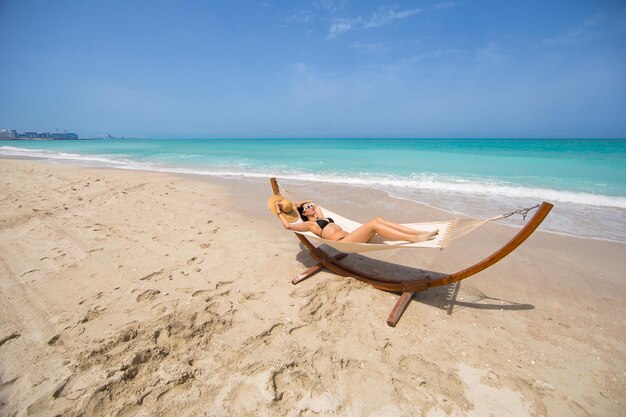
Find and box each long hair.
[296,205,308,222]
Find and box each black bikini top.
[315,218,334,230]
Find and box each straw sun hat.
[267,195,301,223]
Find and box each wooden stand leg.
[292,253,349,284]
[386,291,415,327]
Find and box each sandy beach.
[0,158,624,417]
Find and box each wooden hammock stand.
[270,178,553,327]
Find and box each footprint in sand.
[215,280,234,290]
[243,292,265,301]
[78,306,106,324]
[20,269,39,277]
[48,326,85,346]
[186,256,204,266]
[135,289,161,302]
[270,362,314,404]
[0,376,21,408]
[140,269,166,281]
[191,290,211,298]
[78,292,103,305]
[150,299,179,313]
[0,331,21,348]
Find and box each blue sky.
[1,0,625,138]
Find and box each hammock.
[269,177,552,327]
[292,207,454,252]
[284,201,539,254]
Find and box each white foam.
[2,145,625,242]
[2,145,625,208]
[0,146,129,166]
[268,172,626,209]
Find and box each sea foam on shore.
[2,138,625,242]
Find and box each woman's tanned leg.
[341,220,433,243]
[374,217,438,237]
[340,223,377,243]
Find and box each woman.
[275,200,438,243]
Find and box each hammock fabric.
[291,206,463,253]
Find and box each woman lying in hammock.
[274,199,438,243]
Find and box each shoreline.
[2,153,624,244]
[0,158,625,416]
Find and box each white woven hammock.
[277,184,538,255]
[289,205,492,254]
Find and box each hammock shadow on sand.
[439,281,533,314]
[296,244,534,316]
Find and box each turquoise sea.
[2,138,625,242]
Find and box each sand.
[0,158,624,417]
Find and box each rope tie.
[487,204,541,222]
[445,218,489,246]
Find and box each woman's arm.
[314,205,324,219]
[276,202,312,232]
[282,219,312,232]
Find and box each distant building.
[1,129,80,140]
[0,129,17,139]
[51,133,79,140]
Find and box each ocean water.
[1,138,625,242]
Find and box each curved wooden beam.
[424,201,552,289]
[320,202,553,292]
[270,177,552,323]
[270,177,280,195]
[270,177,552,291]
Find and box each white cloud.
[327,18,360,39]
[288,10,315,23]
[411,48,465,62]
[474,42,505,68]
[314,0,349,13]
[349,41,391,55]
[363,7,421,28]
[541,12,608,46]
[433,2,458,10]
[327,7,421,39]
[291,62,308,73]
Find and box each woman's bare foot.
[408,229,439,243]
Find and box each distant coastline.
[0,137,81,141]
[0,129,125,140]
[1,129,79,140]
